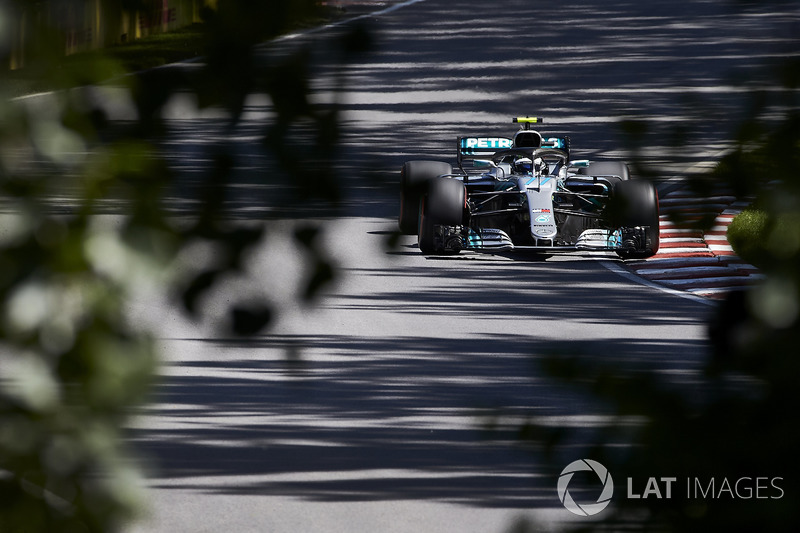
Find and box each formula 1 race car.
[398,117,659,259]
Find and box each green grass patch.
[3,24,207,98]
[728,209,800,267]
[728,209,769,266]
[104,23,207,71]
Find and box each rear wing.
[542,137,570,152]
[457,137,513,164]
[457,137,514,173]
[457,135,570,170]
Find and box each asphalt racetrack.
[120,1,797,531]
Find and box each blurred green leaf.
[0,1,371,530]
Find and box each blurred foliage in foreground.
[513,2,800,531]
[0,1,370,531]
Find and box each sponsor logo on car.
[461,137,513,150]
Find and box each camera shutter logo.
[557,459,614,516]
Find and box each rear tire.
[611,180,660,259]
[399,160,453,235]
[418,177,465,255]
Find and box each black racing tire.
[611,179,660,259]
[418,177,465,255]
[578,161,630,181]
[399,160,453,235]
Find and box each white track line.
[277,0,428,42]
[599,260,717,306]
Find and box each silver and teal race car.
[398,117,660,259]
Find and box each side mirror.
[570,160,591,168]
[473,159,498,169]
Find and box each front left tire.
[611,179,660,259]
[399,160,453,235]
[418,177,465,255]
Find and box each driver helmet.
[513,157,533,174]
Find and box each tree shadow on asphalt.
[129,255,710,509]
[132,337,704,508]
[331,260,709,328]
